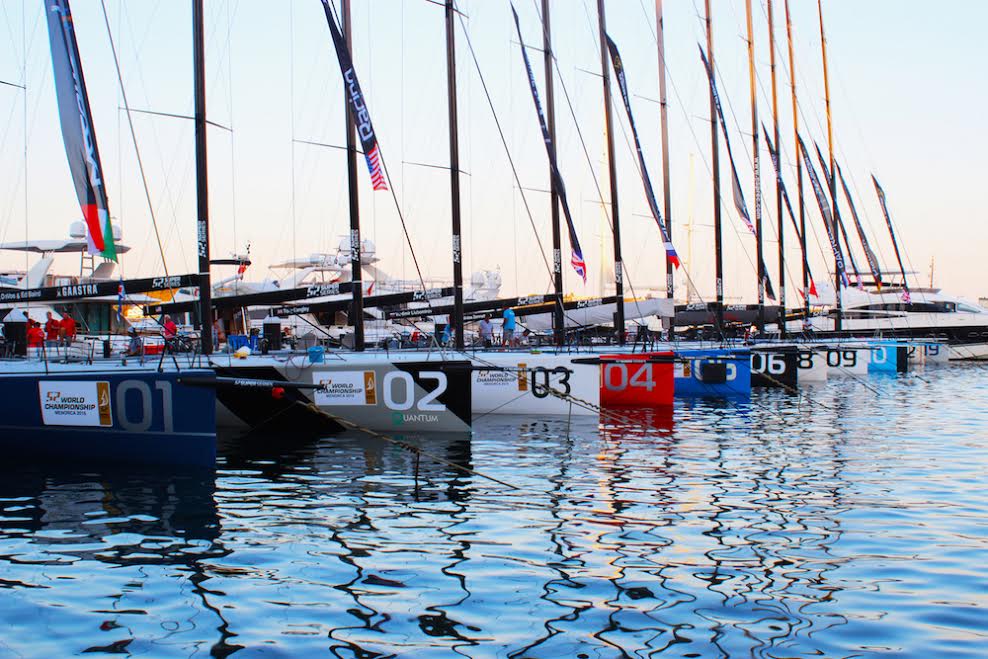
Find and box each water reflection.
[1,369,986,657]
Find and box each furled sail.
[320,0,387,191]
[510,5,586,282]
[835,161,883,291]
[762,126,818,298]
[872,175,911,303]
[698,46,775,300]
[797,134,848,287]
[604,35,679,269]
[45,0,116,261]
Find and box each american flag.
[365,144,387,191]
[571,249,587,283]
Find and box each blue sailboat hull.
[0,367,216,467]
[674,348,752,397]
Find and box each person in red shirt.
[59,312,77,346]
[27,320,44,349]
[44,311,61,343]
[162,314,178,352]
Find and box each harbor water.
[1,365,986,657]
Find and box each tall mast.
[342,0,364,351]
[597,0,624,344]
[704,0,724,331]
[744,0,765,333]
[817,0,841,330]
[655,0,675,337]
[445,0,465,350]
[767,0,785,337]
[541,0,564,346]
[784,0,808,323]
[193,0,212,354]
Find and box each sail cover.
[762,126,818,298]
[605,35,679,269]
[510,5,585,282]
[320,0,387,191]
[872,175,911,302]
[797,135,849,288]
[813,144,863,286]
[45,0,116,261]
[698,46,775,300]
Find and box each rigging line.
[0,79,24,89]
[99,0,170,286]
[226,0,240,269]
[455,6,554,286]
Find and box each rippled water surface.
[1,365,986,657]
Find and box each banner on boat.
[510,6,586,283]
[321,0,387,191]
[313,371,378,406]
[698,46,775,300]
[872,175,911,303]
[38,381,112,427]
[605,35,679,269]
[797,135,849,287]
[45,0,117,260]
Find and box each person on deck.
[27,320,44,350]
[502,307,517,347]
[162,314,178,352]
[478,314,494,348]
[59,313,76,346]
[125,328,143,357]
[44,312,61,347]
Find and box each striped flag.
[321,1,388,191]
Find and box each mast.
[342,0,364,351]
[542,0,564,346]
[193,0,212,354]
[744,0,765,332]
[704,0,724,331]
[655,0,674,337]
[767,0,786,337]
[597,0,624,344]
[784,0,808,324]
[445,0,465,350]
[817,0,840,330]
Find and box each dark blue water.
[1,366,986,657]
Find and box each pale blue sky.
[1,0,985,302]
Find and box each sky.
[1,0,986,305]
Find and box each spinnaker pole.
[193,0,212,354]
[655,0,675,337]
[541,0,565,346]
[597,0,624,344]
[342,0,364,350]
[817,0,841,330]
[445,0,465,350]
[767,0,786,337]
[784,0,809,324]
[704,0,724,331]
[745,0,765,332]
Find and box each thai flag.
[365,144,387,191]
[571,249,587,283]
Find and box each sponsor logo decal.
[39,381,112,427]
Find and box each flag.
[605,35,679,269]
[511,5,586,282]
[320,0,387,191]
[797,135,849,288]
[762,125,819,298]
[698,46,775,299]
[872,175,912,303]
[237,261,248,278]
[45,0,117,261]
